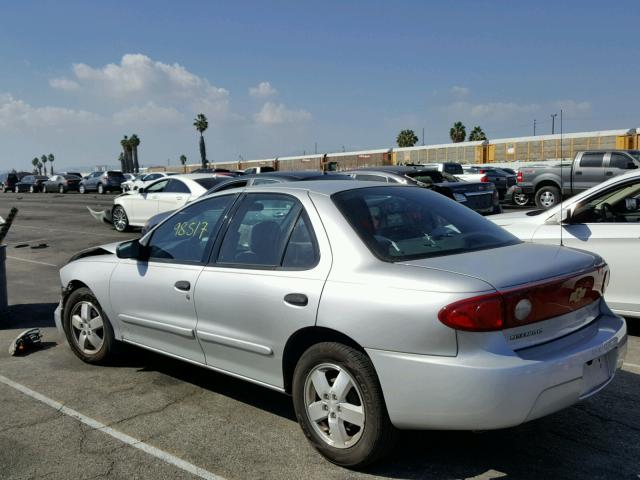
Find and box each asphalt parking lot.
[0,192,639,480]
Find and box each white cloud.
[49,77,80,91]
[450,86,470,99]
[253,102,311,125]
[249,81,278,98]
[0,93,100,129]
[60,53,230,122]
[113,102,184,126]
[552,100,592,115]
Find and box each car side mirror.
[627,162,638,170]
[116,240,148,260]
[625,198,640,211]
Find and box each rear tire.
[97,183,105,194]
[535,186,561,209]
[59,185,65,194]
[63,287,118,364]
[512,192,530,207]
[112,205,130,232]
[29,185,35,193]
[14,186,19,193]
[292,342,397,468]
[79,185,86,194]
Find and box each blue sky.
[0,1,638,170]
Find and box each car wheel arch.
[282,326,367,394]
[61,280,91,316]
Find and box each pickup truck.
[508,149,640,208]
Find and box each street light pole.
[533,119,536,136]
[551,113,558,134]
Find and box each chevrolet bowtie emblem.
[569,287,587,304]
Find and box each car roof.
[345,166,440,175]
[229,179,406,197]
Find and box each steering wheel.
[599,203,616,222]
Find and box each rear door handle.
[174,281,191,291]
[284,293,308,307]
[605,171,613,176]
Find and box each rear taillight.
[516,171,523,183]
[438,266,608,332]
[480,175,489,183]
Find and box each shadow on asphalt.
[109,343,639,480]
[0,303,57,330]
[111,345,297,423]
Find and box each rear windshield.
[332,186,520,262]
[195,177,229,189]
[106,171,125,178]
[404,170,444,185]
[444,164,463,175]
[64,174,81,179]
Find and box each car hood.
[399,242,602,291]
[489,210,545,226]
[67,241,120,263]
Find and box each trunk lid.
[401,243,606,349]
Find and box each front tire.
[79,184,86,194]
[63,287,118,364]
[29,185,35,193]
[535,185,561,209]
[112,205,130,232]
[292,342,396,467]
[14,186,19,193]
[59,185,65,194]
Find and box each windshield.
[332,186,520,262]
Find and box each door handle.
[575,171,582,175]
[605,171,613,176]
[174,281,191,291]
[284,293,308,307]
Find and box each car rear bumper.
[367,313,627,430]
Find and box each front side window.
[217,193,304,267]
[571,180,640,223]
[333,186,520,262]
[145,179,169,193]
[147,195,236,263]
[610,153,638,170]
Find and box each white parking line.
[623,362,640,371]
[0,374,224,480]
[7,256,58,267]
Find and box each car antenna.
[559,108,564,247]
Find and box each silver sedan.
[55,181,627,467]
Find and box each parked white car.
[122,172,177,192]
[111,174,222,232]
[491,169,640,318]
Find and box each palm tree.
[41,155,48,176]
[120,136,132,173]
[179,154,187,173]
[396,129,419,148]
[118,152,125,172]
[48,153,55,175]
[31,157,39,174]
[129,134,140,173]
[193,113,209,169]
[37,162,43,175]
[468,126,487,141]
[449,121,466,143]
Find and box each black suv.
[0,172,29,192]
[79,171,126,194]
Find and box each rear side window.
[217,193,317,268]
[580,153,604,168]
[332,186,520,262]
[196,177,231,190]
[354,174,388,182]
[163,179,191,193]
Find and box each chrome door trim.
[196,330,273,356]
[119,313,195,338]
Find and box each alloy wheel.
[59,185,65,193]
[112,206,128,232]
[69,301,105,355]
[303,363,365,449]
[539,191,556,208]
